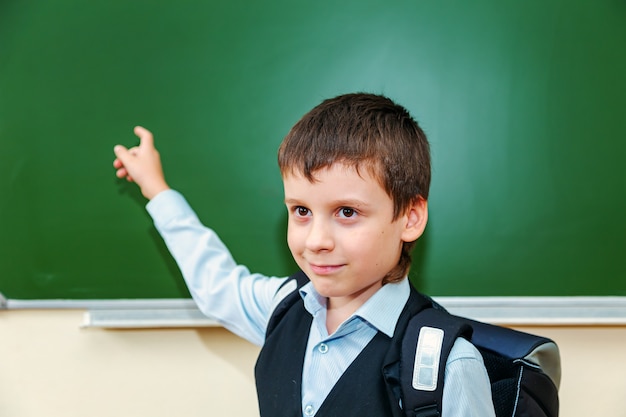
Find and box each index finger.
[134,126,155,149]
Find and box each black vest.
[254,271,434,417]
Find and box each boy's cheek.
[286,229,300,254]
[286,231,310,271]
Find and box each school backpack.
[400,302,561,417]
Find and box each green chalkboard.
[1,0,625,299]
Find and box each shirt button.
[304,404,315,416]
[318,343,329,354]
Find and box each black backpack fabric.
[400,302,561,417]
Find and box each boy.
[113,93,495,417]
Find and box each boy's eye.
[338,208,356,218]
[295,206,310,217]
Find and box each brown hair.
[278,93,431,283]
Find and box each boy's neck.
[324,283,383,334]
[325,304,351,335]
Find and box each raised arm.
[112,126,288,344]
[113,126,170,200]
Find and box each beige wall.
[1,310,625,417]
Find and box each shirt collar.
[299,278,410,338]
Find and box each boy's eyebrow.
[284,197,370,208]
[330,198,370,208]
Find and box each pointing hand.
[113,126,170,200]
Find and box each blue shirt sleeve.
[146,189,287,346]
[442,338,496,417]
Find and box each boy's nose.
[305,219,334,252]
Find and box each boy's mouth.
[308,263,344,276]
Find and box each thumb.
[113,144,131,164]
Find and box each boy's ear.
[401,197,428,243]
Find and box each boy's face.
[283,163,426,310]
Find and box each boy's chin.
[307,276,343,298]
[308,275,380,300]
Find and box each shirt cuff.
[146,189,197,226]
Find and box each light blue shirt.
[147,189,495,417]
[300,279,407,416]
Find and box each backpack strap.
[400,307,472,417]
